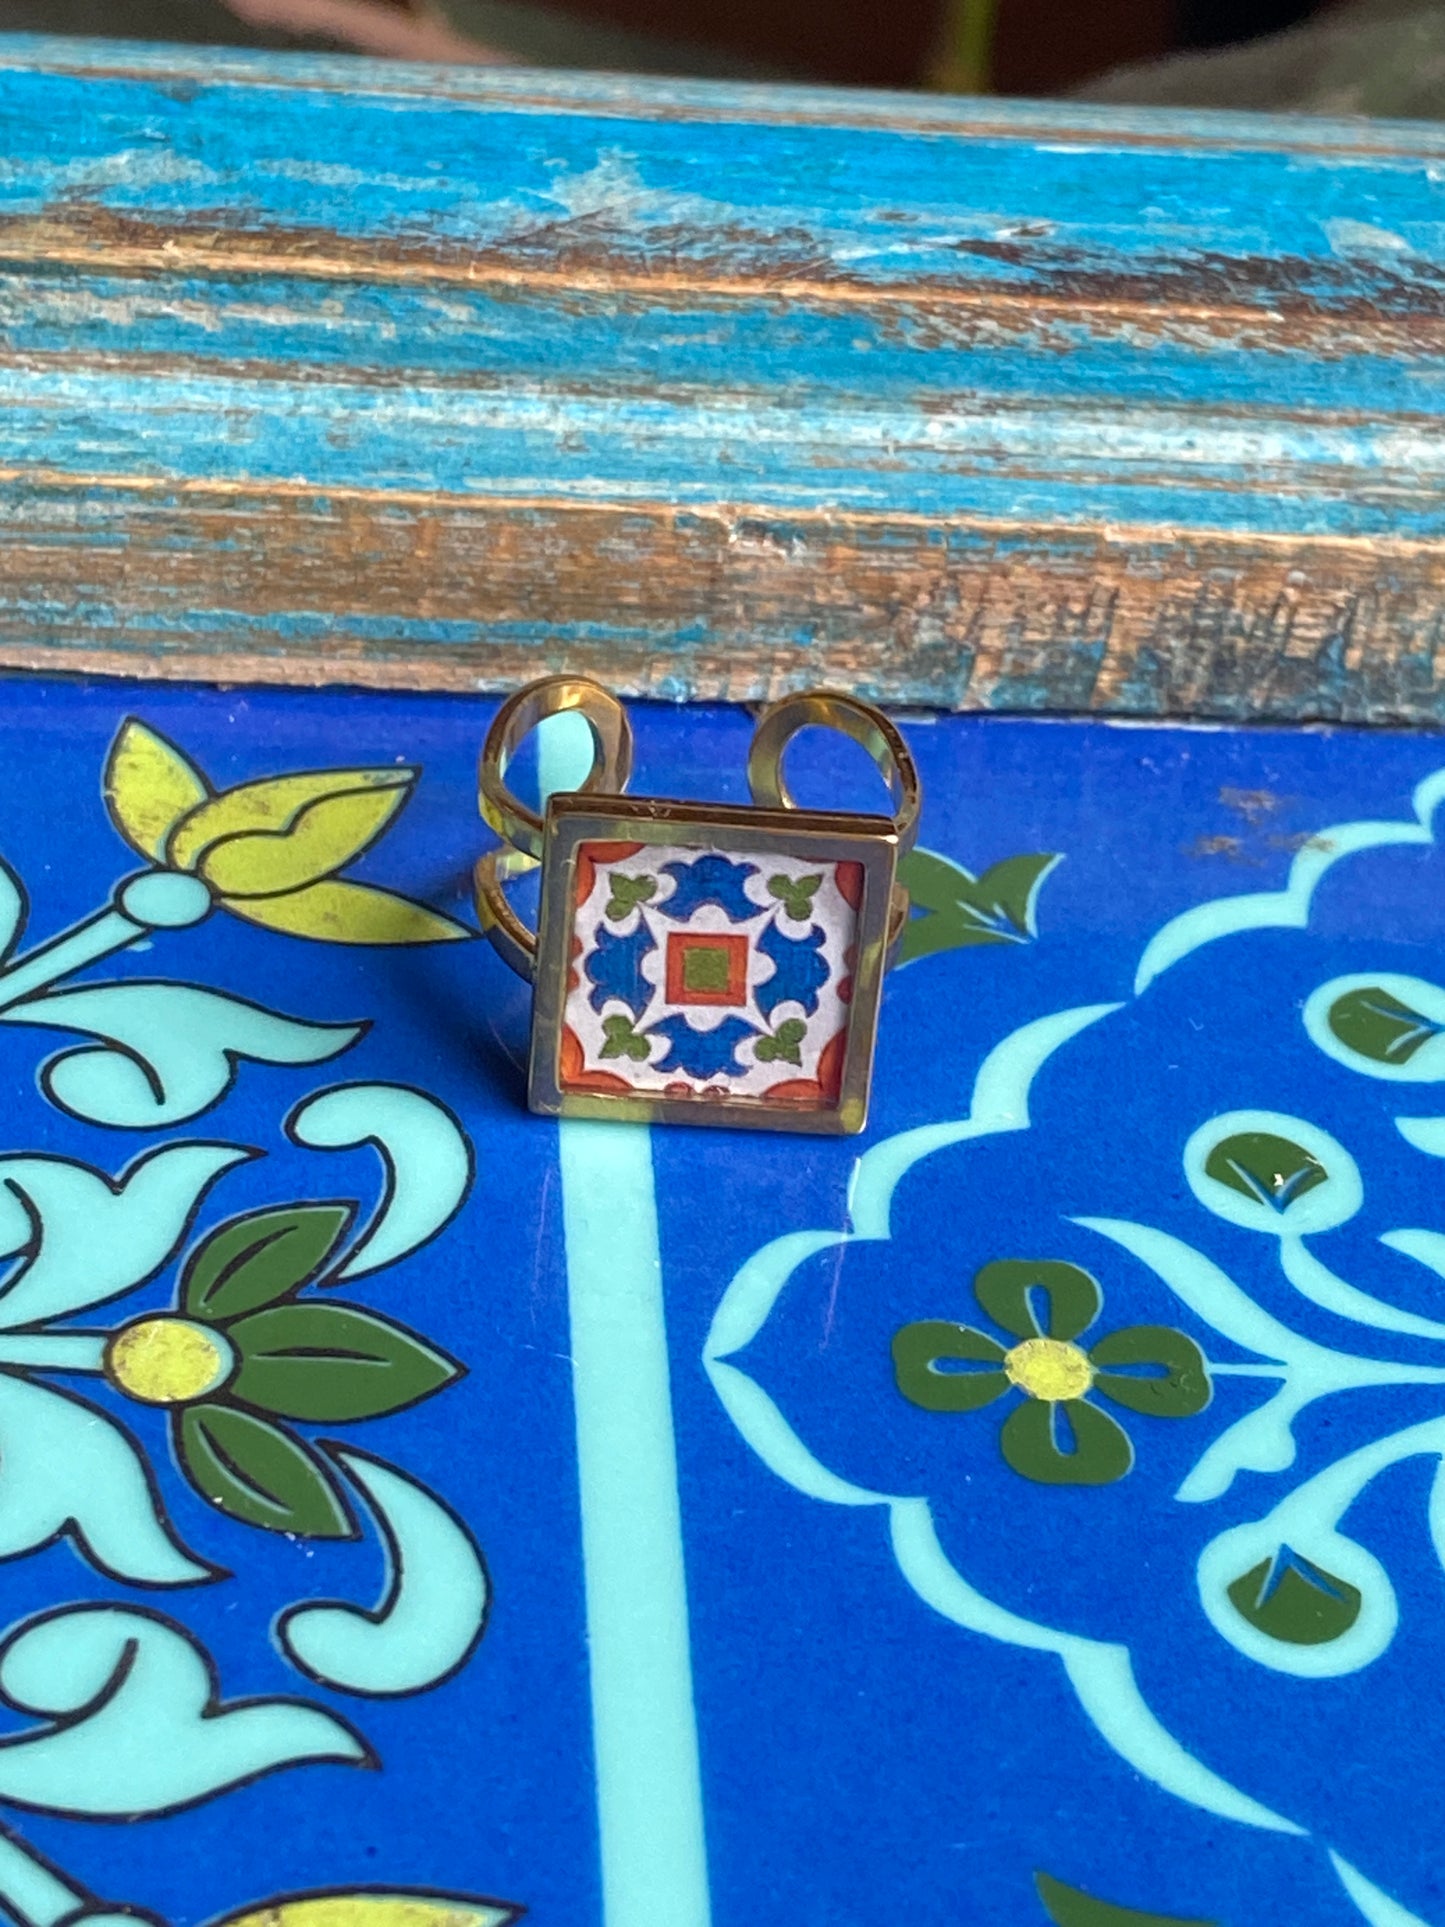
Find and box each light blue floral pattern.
[709,766,1445,1927]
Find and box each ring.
[478,675,633,864]
[476,677,922,1135]
[474,843,542,981]
[747,691,921,855]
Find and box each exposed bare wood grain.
[0,478,1440,723]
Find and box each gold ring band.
[479,675,634,863]
[474,844,539,981]
[746,692,922,856]
[479,680,917,1003]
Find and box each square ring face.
[528,795,900,1134]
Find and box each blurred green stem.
[932,0,998,92]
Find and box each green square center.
[682,944,733,993]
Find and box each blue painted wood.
[0,36,1442,720]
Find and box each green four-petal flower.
[892,1259,1210,1487]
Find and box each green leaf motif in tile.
[1090,1325,1211,1419]
[1203,1130,1329,1212]
[177,1402,356,1539]
[228,1303,461,1423]
[755,1017,807,1065]
[1328,984,1444,1065]
[600,1013,652,1061]
[767,873,823,921]
[1036,1869,1217,1925]
[897,848,1061,964]
[1001,1396,1135,1486]
[1227,1548,1364,1646]
[892,1320,1010,1412]
[605,873,657,922]
[975,1257,1100,1343]
[182,1201,356,1320]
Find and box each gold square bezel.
[527,793,899,1135]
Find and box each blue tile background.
[0,678,1438,1925]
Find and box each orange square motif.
[665,931,749,1007]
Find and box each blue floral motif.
[587,922,657,1017]
[649,1013,759,1080]
[659,855,759,923]
[708,763,1445,1922]
[755,922,828,1022]
[0,709,501,1924]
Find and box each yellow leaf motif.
[215,1893,521,1927]
[225,879,470,945]
[198,787,414,899]
[169,769,413,875]
[101,718,474,946]
[104,720,211,862]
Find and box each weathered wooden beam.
[0,36,1442,721]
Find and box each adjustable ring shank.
[479,676,634,863]
[480,681,919,988]
[475,845,539,981]
[478,676,634,980]
[746,692,921,855]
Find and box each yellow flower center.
[1004,1336,1094,1402]
[104,1317,231,1406]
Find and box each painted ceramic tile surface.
[564,842,856,1104]
[0,680,1442,1927]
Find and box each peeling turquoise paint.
[0,37,1442,718]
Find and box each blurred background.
[0,0,1439,115]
